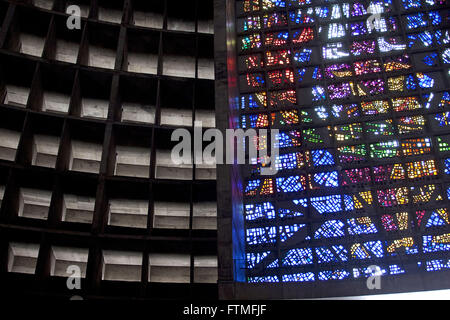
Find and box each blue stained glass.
[389,264,405,275]
[297,68,306,82]
[354,241,384,259]
[426,259,450,272]
[435,112,450,127]
[315,106,328,120]
[315,7,329,19]
[275,153,300,171]
[289,9,315,25]
[316,245,348,263]
[282,273,315,282]
[343,195,354,211]
[311,195,342,214]
[445,158,450,174]
[245,202,276,220]
[314,171,339,187]
[443,49,450,64]
[408,32,433,47]
[447,187,450,200]
[276,132,299,148]
[417,73,434,88]
[423,235,450,253]
[276,176,305,193]
[406,13,427,29]
[428,11,442,26]
[279,223,306,242]
[245,179,261,194]
[318,270,350,281]
[267,259,279,268]
[312,85,326,101]
[282,248,313,266]
[312,67,322,80]
[312,149,335,166]
[294,48,312,63]
[402,0,421,9]
[314,220,346,239]
[422,53,438,66]
[247,251,270,269]
[246,226,277,245]
[406,74,417,90]
[347,218,378,235]
[248,276,279,283]
[426,210,448,227]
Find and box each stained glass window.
[236,0,450,288]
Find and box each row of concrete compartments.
[0,128,217,179]
[3,86,216,127]
[8,242,218,283]
[13,34,215,79]
[31,0,214,34]
[0,187,217,229]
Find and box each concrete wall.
[62,194,95,224]
[198,58,215,80]
[193,202,217,230]
[160,108,192,127]
[0,185,5,208]
[167,18,195,33]
[195,110,216,128]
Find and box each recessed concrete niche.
[163,55,196,78]
[8,242,40,274]
[50,246,88,277]
[18,188,52,220]
[114,145,150,178]
[32,134,60,168]
[196,162,216,180]
[194,256,218,283]
[127,53,158,75]
[195,110,216,128]
[81,98,109,120]
[108,199,148,229]
[198,20,214,34]
[121,103,155,124]
[98,7,123,24]
[155,150,193,180]
[167,18,195,33]
[88,46,116,70]
[33,0,53,10]
[197,58,215,80]
[133,11,163,29]
[0,128,20,161]
[4,85,29,107]
[55,40,79,64]
[160,108,192,127]
[102,250,142,282]
[0,185,5,208]
[69,141,103,174]
[19,34,45,57]
[148,254,190,283]
[42,92,70,114]
[153,202,190,229]
[193,202,217,230]
[62,194,95,224]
